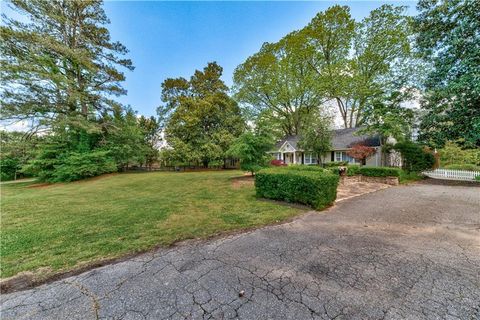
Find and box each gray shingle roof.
[273,127,380,151]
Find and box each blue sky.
[3,1,418,118]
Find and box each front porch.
[271,150,322,165]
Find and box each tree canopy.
[1,0,134,133]
[159,62,245,167]
[415,0,480,148]
[234,4,419,137]
[0,0,161,182]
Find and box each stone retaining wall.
[341,175,399,186]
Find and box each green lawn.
[1,171,303,279]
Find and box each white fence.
[423,168,480,181]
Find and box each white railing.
[423,168,480,181]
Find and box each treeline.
[0,0,160,181]
[1,0,478,181]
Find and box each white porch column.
[293,152,297,164]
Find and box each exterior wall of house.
[320,147,383,166]
[270,146,386,167]
[365,147,382,167]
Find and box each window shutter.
[331,151,334,161]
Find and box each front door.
[284,153,294,164]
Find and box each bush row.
[24,150,118,182]
[285,164,325,172]
[255,167,339,210]
[327,165,401,177]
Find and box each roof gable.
[279,141,296,152]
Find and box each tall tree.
[297,110,332,165]
[102,106,147,171]
[415,0,480,147]
[305,5,416,128]
[233,32,325,136]
[159,62,245,167]
[0,0,134,135]
[138,116,161,169]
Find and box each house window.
[304,153,317,165]
[335,151,358,164]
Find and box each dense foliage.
[234,4,418,139]
[297,110,332,165]
[327,165,397,177]
[415,0,480,148]
[159,62,245,167]
[255,167,339,210]
[284,165,325,172]
[0,130,41,181]
[227,132,273,174]
[393,141,435,172]
[47,151,117,182]
[1,0,134,132]
[437,141,480,168]
[0,0,163,182]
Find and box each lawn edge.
[1,206,317,295]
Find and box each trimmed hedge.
[255,168,339,210]
[358,166,401,177]
[285,164,325,172]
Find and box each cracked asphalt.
[1,182,479,320]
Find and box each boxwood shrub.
[285,165,325,172]
[255,168,339,210]
[358,166,401,177]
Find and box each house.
[269,127,387,167]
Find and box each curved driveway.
[2,182,479,319]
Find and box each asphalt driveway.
[2,182,479,319]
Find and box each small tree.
[227,132,273,175]
[298,111,332,165]
[347,144,376,165]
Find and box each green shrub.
[475,175,480,182]
[25,149,118,182]
[323,161,348,168]
[346,165,361,176]
[255,168,339,210]
[444,164,480,171]
[0,157,21,181]
[439,141,480,167]
[399,171,423,184]
[52,151,118,182]
[393,141,435,172]
[285,164,325,172]
[358,166,401,177]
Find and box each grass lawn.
[1,171,304,279]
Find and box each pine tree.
[1,0,134,134]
